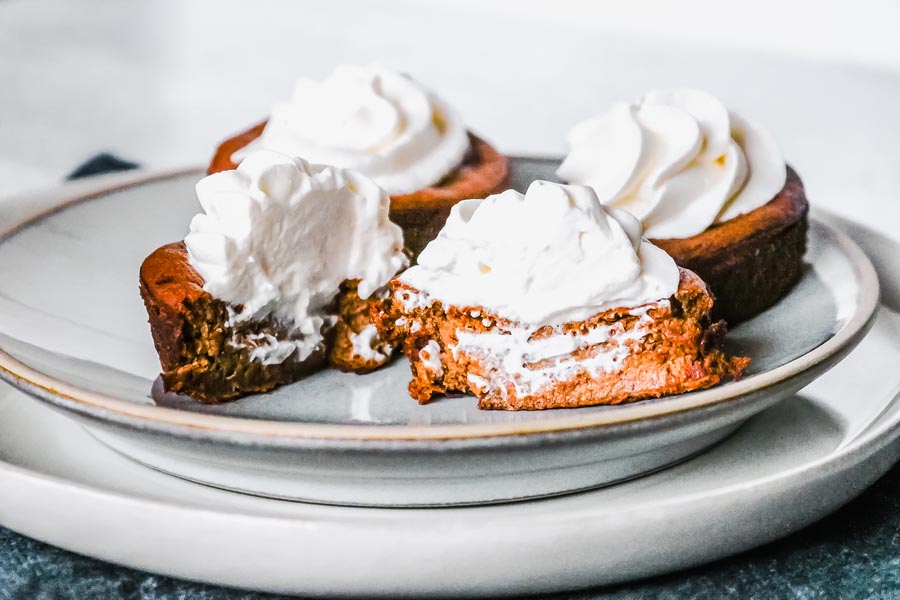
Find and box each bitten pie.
[558,88,808,323]
[378,181,749,410]
[140,150,407,402]
[207,64,509,258]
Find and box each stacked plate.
[0,158,897,597]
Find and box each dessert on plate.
[379,180,749,410]
[207,64,509,258]
[557,88,808,323]
[140,150,407,402]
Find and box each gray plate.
[0,158,880,505]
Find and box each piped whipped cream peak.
[398,181,680,326]
[185,149,407,360]
[257,64,470,196]
[557,88,787,239]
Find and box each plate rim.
[1,370,899,523]
[0,164,881,443]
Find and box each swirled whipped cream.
[257,64,469,196]
[557,89,787,239]
[185,149,407,362]
[398,181,680,326]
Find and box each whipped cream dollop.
[185,149,407,361]
[398,181,680,326]
[557,88,786,239]
[257,64,469,196]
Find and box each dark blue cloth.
[65,153,139,180]
[1,156,897,599]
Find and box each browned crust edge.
[139,242,207,372]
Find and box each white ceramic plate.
[0,298,898,596]
[0,159,880,505]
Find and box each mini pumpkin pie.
[140,150,407,402]
[378,181,748,410]
[208,64,509,258]
[557,89,808,323]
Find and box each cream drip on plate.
[557,88,786,239]
[257,64,470,196]
[185,149,407,363]
[398,180,680,326]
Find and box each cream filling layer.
[451,304,658,399]
[225,307,336,366]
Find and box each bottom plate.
[1,303,898,596]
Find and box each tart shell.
[651,167,809,323]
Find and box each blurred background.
[2,0,899,236]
